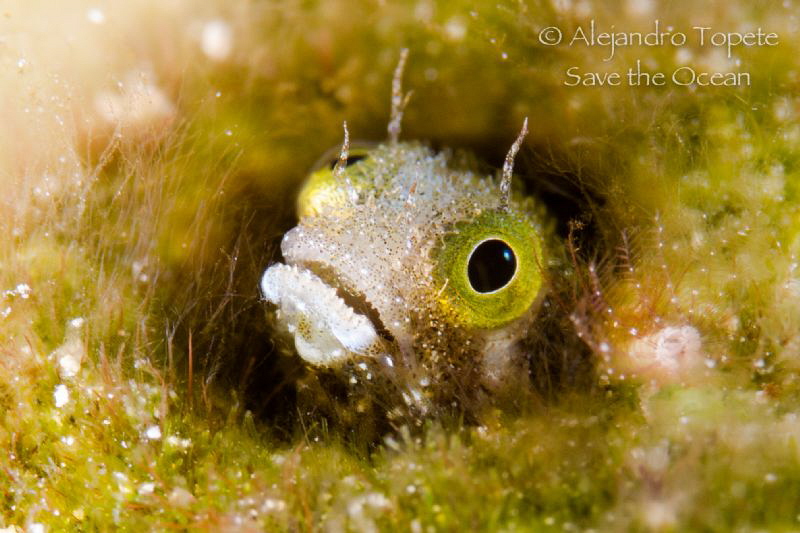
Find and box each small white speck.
[54,384,69,408]
[166,435,192,449]
[262,498,286,512]
[58,352,82,378]
[16,283,31,299]
[138,482,156,495]
[87,8,105,24]
[145,426,162,440]
[167,486,196,508]
[444,17,467,41]
[201,19,234,61]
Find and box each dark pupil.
[328,154,366,170]
[467,239,517,293]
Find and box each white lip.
[261,263,379,366]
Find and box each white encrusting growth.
[629,325,704,383]
[2,283,31,299]
[54,317,85,379]
[54,384,69,408]
[144,425,162,440]
[261,264,380,365]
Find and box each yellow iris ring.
[434,210,544,330]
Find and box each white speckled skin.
[280,143,498,352]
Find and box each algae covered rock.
[1,0,800,530]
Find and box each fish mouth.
[261,262,383,366]
[294,260,396,344]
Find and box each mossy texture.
[2,0,800,530]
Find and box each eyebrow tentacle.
[500,117,529,211]
[388,48,412,144]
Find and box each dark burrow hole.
[162,137,608,441]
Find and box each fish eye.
[310,143,375,173]
[433,210,544,330]
[328,154,367,170]
[431,209,543,330]
[299,146,375,218]
[467,239,516,293]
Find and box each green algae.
[2,0,800,530]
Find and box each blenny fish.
[261,51,548,418]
